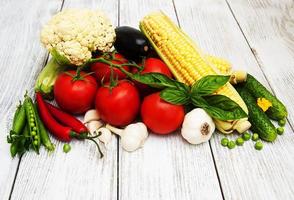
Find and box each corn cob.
[205,55,232,75]
[140,12,250,134]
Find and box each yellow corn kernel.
[205,55,232,75]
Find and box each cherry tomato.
[141,92,185,134]
[95,80,140,126]
[54,70,98,114]
[91,53,130,83]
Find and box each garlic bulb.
[106,122,148,152]
[181,108,215,144]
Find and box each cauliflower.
[41,9,116,66]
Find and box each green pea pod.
[10,143,18,157]
[9,102,27,157]
[24,94,41,154]
[11,102,26,135]
[34,104,55,151]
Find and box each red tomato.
[132,58,173,96]
[91,53,130,83]
[141,92,185,134]
[54,70,98,114]
[95,80,140,126]
[132,58,173,78]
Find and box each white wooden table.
[1,0,294,199]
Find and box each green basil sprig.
[130,72,247,121]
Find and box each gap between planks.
[172,0,225,199]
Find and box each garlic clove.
[96,127,112,144]
[87,120,103,135]
[136,122,148,139]
[84,109,100,124]
[121,136,142,152]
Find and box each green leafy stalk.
[35,57,66,99]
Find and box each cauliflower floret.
[41,9,116,66]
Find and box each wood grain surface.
[0,0,293,199]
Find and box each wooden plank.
[0,0,63,199]
[10,0,119,199]
[119,1,223,200]
[174,0,294,199]
[225,0,294,126]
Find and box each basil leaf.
[191,75,230,96]
[190,94,247,120]
[132,73,177,89]
[160,88,190,105]
[205,95,242,110]
[190,95,209,108]
[174,81,191,93]
[203,106,247,121]
[204,95,247,120]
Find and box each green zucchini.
[237,87,277,142]
[244,74,287,120]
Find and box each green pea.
[277,127,284,135]
[221,138,229,146]
[29,118,34,123]
[278,119,286,127]
[236,137,244,146]
[228,141,236,149]
[255,141,263,150]
[242,132,251,141]
[30,122,35,127]
[63,144,71,153]
[34,135,39,140]
[252,133,259,141]
[33,140,38,146]
[31,131,36,136]
[33,127,37,131]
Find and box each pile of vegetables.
[7,9,288,158]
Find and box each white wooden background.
[0,0,293,199]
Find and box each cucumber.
[244,74,287,120]
[237,87,277,142]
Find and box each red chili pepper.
[36,92,73,142]
[45,102,88,134]
[36,92,103,157]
